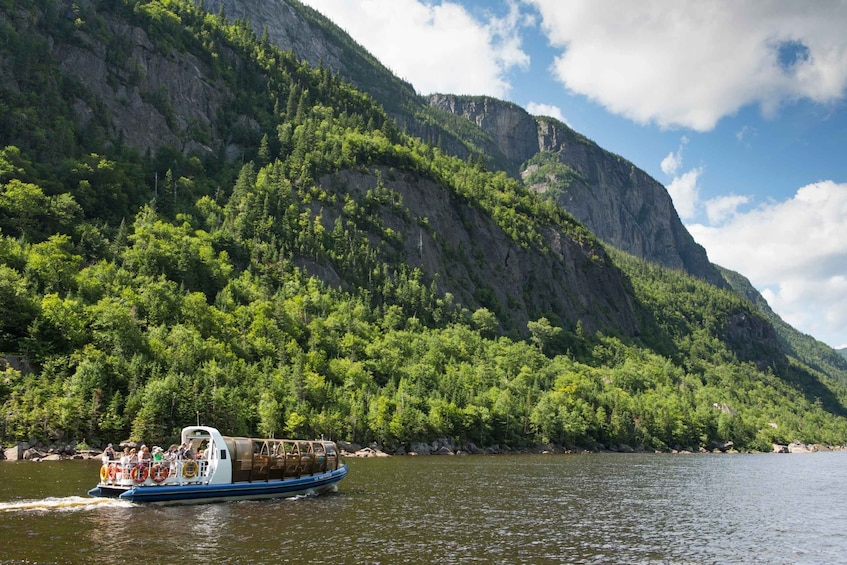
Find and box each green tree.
[527,317,561,354]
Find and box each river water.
[1,451,845,564]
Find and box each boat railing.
[98,457,210,487]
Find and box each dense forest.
[2,0,847,453]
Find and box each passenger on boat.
[164,444,178,473]
[152,446,164,463]
[139,445,152,464]
[116,448,129,480]
[101,443,116,462]
[122,448,137,480]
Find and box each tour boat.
[88,426,347,505]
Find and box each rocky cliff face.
[318,169,641,337]
[12,5,252,162]
[427,94,539,168]
[428,94,726,287]
[533,116,724,287]
[200,0,420,114]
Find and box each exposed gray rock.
[788,441,816,453]
[408,442,433,455]
[352,446,389,457]
[13,6,251,162]
[427,94,726,287]
[338,440,362,454]
[428,94,539,166]
[317,168,642,337]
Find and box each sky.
[298,0,847,349]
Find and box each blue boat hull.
[88,465,347,505]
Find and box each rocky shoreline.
[337,439,847,458]
[3,438,845,461]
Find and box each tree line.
[1,0,847,452]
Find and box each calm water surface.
[1,452,845,564]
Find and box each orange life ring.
[131,463,149,483]
[150,463,169,483]
[99,464,109,482]
[182,460,198,479]
[108,463,117,481]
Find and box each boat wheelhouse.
[88,426,347,505]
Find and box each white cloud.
[526,102,566,123]
[528,0,847,130]
[666,168,703,221]
[660,151,682,177]
[688,181,847,348]
[300,0,529,97]
[704,194,750,225]
[660,137,702,221]
[660,136,689,176]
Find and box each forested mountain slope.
[718,266,847,386]
[1,0,846,452]
[201,0,724,287]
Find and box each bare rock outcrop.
[427,94,726,288]
[317,168,642,337]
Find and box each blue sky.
[300,0,847,349]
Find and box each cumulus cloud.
[704,194,750,225]
[660,136,689,176]
[688,181,847,348]
[528,0,847,130]
[666,168,703,221]
[526,102,566,123]
[301,0,529,97]
[660,137,704,221]
[660,151,682,177]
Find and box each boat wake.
[0,496,133,513]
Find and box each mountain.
[1,0,846,452]
[201,0,725,288]
[198,0,809,370]
[427,94,726,287]
[717,266,847,385]
[200,0,496,166]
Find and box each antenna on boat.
[196,411,200,426]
